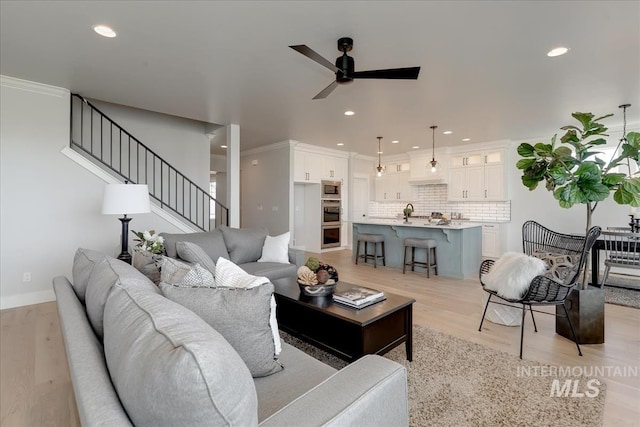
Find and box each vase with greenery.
[516,108,639,289]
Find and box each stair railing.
[70,93,228,231]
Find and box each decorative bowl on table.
[297,259,339,297]
[297,280,336,297]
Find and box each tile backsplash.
[367,184,511,222]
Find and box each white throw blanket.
[483,252,547,300]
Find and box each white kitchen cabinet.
[294,150,324,183]
[375,171,412,201]
[481,223,506,258]
[448,149,505,201]
[409,153,448,183]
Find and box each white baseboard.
[0,289,56,310]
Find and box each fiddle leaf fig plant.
[517,111,640,288]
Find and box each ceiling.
[1,1,639,158]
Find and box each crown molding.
[1,75,69,97]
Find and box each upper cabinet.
[294,150,324,183]
[375,161,412,201]
[293,147,349,184]
[448,149,506,201]
[322,155,348,184]
[409,153,449,184]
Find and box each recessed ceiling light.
[462,138,471,142]
[412,146,420,149]
[547,47,569,57]
[377,151,383,154]
[337,143,344,146]
[220,145,227,149]
[344,111,355,116]
[391,140,399,144]
[443,131,453,135]
[93,25,117,38]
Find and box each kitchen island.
[352,219,482,279]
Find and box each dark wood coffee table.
[272,277,415,362]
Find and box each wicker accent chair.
[478,220,602,359]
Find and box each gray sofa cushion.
[176,241,217,273]
[254,342,336,422]
[85,257,159,339]
[160,230,230,262]
[160,282,283,378]
[72,248,108,303]
[104,283,258,427]
[241,262,298,281]
[219,225,268,264]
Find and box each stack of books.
[332,286,386,309]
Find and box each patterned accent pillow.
[176,241,217,274]
[533,251,581,282]
[161,257,215,288]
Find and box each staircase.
[69,94,228,231]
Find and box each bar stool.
[355,233,386,268]
[403,238,438,277]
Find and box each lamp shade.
[102,184,151,215]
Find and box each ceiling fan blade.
[289,45,340,73]
[313,81,339,100]
[352,66,421,80]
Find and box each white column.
[226,124,240,227]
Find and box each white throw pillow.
[258,232,290,264]
[215,257,282,354]
[482,252,547,300]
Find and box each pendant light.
[376,136,384,176]
[430,125,438,173]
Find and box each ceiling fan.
[289,37,421,99]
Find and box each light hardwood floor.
[1,250,638,426]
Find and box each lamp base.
[117,251,132,264]
[118,216,133,265]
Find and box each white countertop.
[353,219,482,230]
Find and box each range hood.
[408,177,447,185]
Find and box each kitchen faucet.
[403,203,414,222]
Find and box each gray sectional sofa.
[53,246,409,426]
[160,226,304,281]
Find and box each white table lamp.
[102,183,151,263]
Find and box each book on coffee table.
[333,294,386,309]
[333,286,385,308]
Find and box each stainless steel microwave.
[321,180,341,199]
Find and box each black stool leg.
[529,305,538,332]
[433,247,438,276]
[373,242,377,268]
[355,240,360,265]
[425,247,431,278]
[403,246,407,274]
[381,241,385,266]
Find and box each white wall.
[89,99,210,190]
[0,76,209,309]
[240,142,290,235]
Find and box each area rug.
[281,325,606,427]
[588,274,640,309]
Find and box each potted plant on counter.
[516,106,639,343]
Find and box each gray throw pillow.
[219,225,268,264]
[176,241,217,274]
[104,284,258,426]
[72,248,108,303]
[532,251,581,283]
[160,281,283,378]
[159,230,230,262]
[160,257,215,288]
[86,257,160,339]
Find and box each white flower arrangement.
[132,229,165,255]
